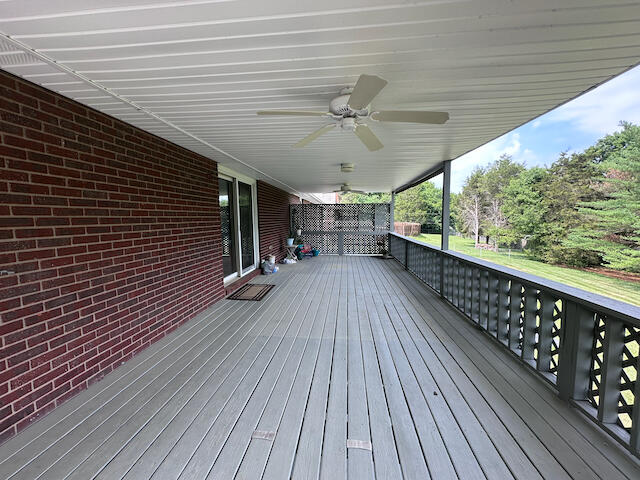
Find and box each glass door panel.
[238,181,255,271]
[219,178,238,278]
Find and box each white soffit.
[0,0,639,193]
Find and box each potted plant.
[287,228,295,246]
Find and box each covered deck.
[0,256,638,480]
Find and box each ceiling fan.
[333,183,366,194]
[257,74,449,152]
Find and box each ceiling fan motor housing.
[329,94,368,117]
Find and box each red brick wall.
[0,70,225,443]
[257,180,300,262]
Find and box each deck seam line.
[395,263,626,479]
[259,257,342,479]
[153,259,332,479]
[288,256,342,479]
[214,258,335,479]
[89,266,317,480]
[362,257,447,479]
[52,268,312,480]
[353,256,406,480]
[12,299,254,480]
[374,257,529,479]
[0,297,243,467]
[365,257,489,480]
[380,260,549,479]
[385,261,588,479]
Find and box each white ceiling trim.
[0,31,319,200]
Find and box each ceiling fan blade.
[347,74,388,110]
[294,124,335,147]
[354,124,384,151]
[371,110,449,124]
[333,189,366,194]
[257,110,330,116]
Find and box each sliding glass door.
[218,171,258,282]
[219,177,238,278]
[238,181,255,272]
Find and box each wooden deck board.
[378,258,640,480]
[352,259,403,480]
[380,259,639,480]
[1,256,639,480]
[319,257,349,480]
[289,258,341,480]
[357,257,485,480]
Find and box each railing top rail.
[389,232,640,326]
[291,203,391,207]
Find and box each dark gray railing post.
[509,281,522,352]
[487,274,499,335]
[521,287,538,363]
[598,318,625,424]
[479,270,489,328]
[557,302,594,401]
[537,292,556,373]
[631,355,640,453]
[404,238,409,269]
[465,265,473,316]
[497,278,510,345]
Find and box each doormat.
[227,283,275,301]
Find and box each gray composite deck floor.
[1,256,639,480]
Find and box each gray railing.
[389,232,640,456]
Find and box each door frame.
[218,166,260,285]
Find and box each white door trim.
[218,166,260,285]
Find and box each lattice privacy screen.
[290,203,391,255]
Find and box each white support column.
[440,160,451,296]
[441,160,452,251]
[390,191,396,232]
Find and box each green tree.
[565,122,640,271]
[501,167,549,251]
[394,181,443,233]
[456,155,524,248]
[538,151,604,266]
[481,155,525,248]
[458,167,486,246]
[338,192,390,204]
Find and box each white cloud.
[546,66,640,135]
[448,65,640,193]
[451,132,533,192]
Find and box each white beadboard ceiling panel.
[1,0,639,193]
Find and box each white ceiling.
[1,0,639,194]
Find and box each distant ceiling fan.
[334,183,366,194]
[257,74,449,151]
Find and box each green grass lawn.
[413,234,640,306]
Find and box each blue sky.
[447,65,640,192]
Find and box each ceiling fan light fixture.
[340,117,357,131]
